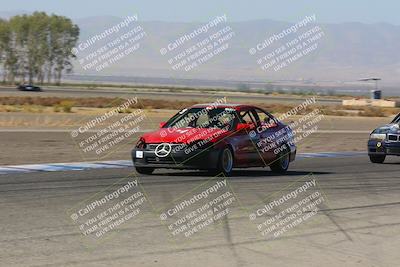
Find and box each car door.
[231,108,264,167]
[253,108,282,164]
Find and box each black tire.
[270,146,290,173]
[214,147,234,176]
[135,166,155,175]
[369,155,386,163]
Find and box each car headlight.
[370,133,386,141]
[135,138,146,149]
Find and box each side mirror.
[262,118,279,128]
[159,122,167,128]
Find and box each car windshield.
[165,107,237,130]
[391,113,400,123]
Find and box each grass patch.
[54,100,75,113]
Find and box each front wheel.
[270,147,290,173]
[135,166,155,175]
[369,155,386,163]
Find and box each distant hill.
[2,13,400,85]
[72,16,400,85]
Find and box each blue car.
[17,84,42,92]
[368,113,400,163]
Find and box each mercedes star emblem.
[155,143,172,158]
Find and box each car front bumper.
[368,140,400,156]
[132,145,221,170]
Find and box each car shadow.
[154,169,332,178]
[378,160,400,165]
[231,170,331,177]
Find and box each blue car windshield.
[391,113,400,123]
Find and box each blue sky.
[1,0,399,24]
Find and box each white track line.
[0,152,366,175]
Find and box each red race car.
[132,104,296,175]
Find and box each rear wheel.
[135,166,155,175]
[369,154,386,163]
[213,147,234,176]
[270,146,290,173]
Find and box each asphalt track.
[1,155,399,266]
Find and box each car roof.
[191,103,255,110]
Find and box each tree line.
[0,12,79,85]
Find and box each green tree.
[51,15,79,85]
[0,12,79,85]
[28,12,50,84]
[0,18,17,83]
[9,15,30,83]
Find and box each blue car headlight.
[370,133,386,141]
